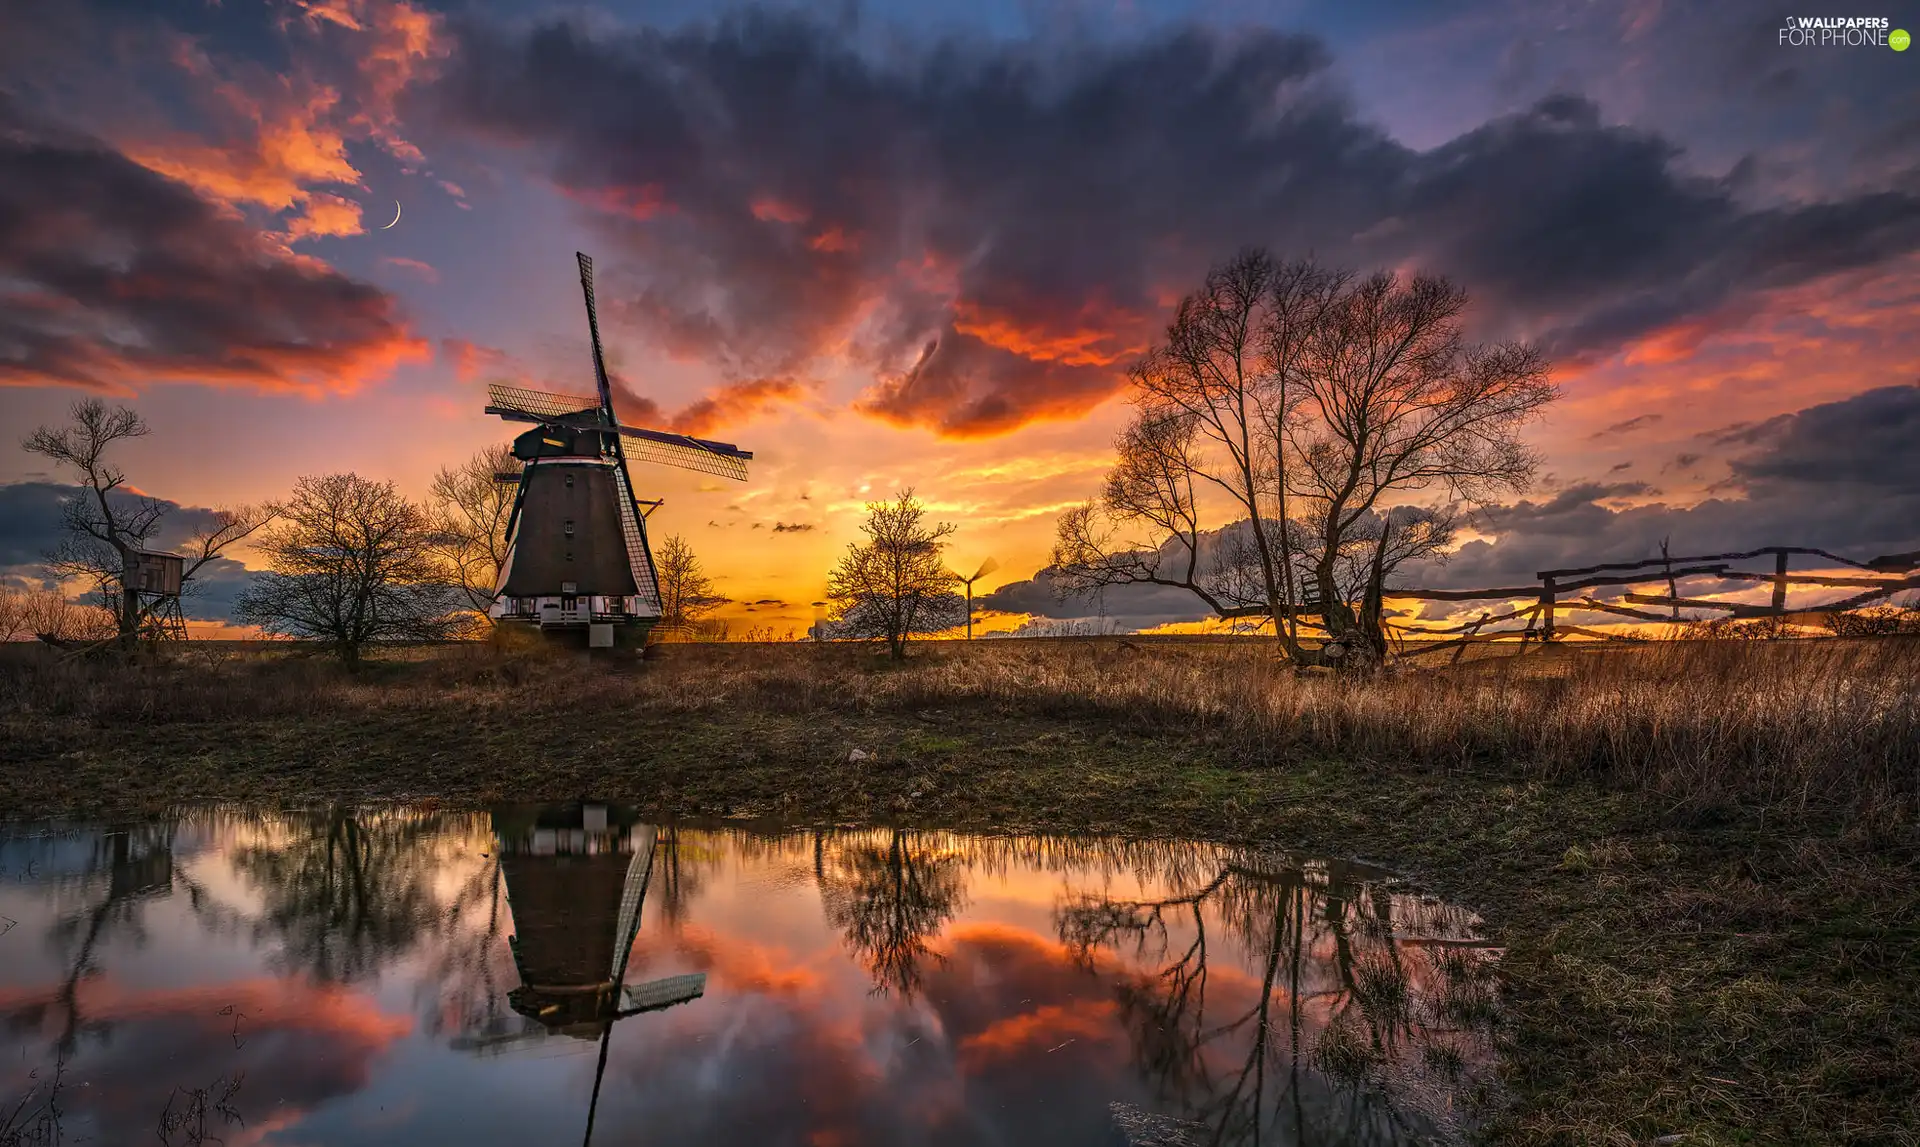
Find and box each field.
[3,636,1917,1144]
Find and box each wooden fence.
[1381,546,1920,660]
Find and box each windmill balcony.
[492,596,657,627]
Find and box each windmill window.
[564,518,575,537]
[565,474,575,489]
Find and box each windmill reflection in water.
[450,804,704,1146]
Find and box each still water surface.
[0,806,1502,1145]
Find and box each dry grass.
[7,635,1913,824]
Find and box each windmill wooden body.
[486,253,752,646]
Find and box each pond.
[0,806,1503,1146]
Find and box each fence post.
[1771,549,1789,614]
[1540,577,1557,642]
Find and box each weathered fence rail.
[1385,545,1920,658]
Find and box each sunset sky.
[2,0,1917,634]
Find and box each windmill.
[485,253,754,647]
[956,557,999,640]
[451,805,707,1147]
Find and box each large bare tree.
[234,473,462,664]
[1056,252,1555,665]
[22,400,272,648]
[1055,253,1348,660]
[654,534,728,631]
[1292,272,1554,659]
[826,489,963,660]
[426,445,521,622]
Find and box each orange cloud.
[856,337,1127,440]
[955,999,1119,1071]
[0,324,432,396]
[288,0,445,167]
[894,251,961,298]
[288,191,366,240]
[670,376,808,436]
[1620,296,1769,368]
[291,0,367,31]
[440,338,510,382]
[1550,256,1920,453]
[124,83,362,213]
[653,927,824,996]
[431,340,794,434]
[0,974,411,1146]
[103,0,441,236]
[950,299,1149,368]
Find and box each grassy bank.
[2,638,1917,1144]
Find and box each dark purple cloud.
[0,481,261,620]
[417,12,1920,436]
[0,96,427,395]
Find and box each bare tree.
[655,534,728,631]
[22,400,273,649]
[234,473,463,665]
[826,489,962,660]
[426,445,520,622]
[1056,253,1555,665]
[1291,271,1554,660]
[1055,253,1348,660]
[0,586,111,643]
[0,586,27,642]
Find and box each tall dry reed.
[4,637,1915,820]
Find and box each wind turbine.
[956,558,999,640]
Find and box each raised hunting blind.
[125,548,187,640]
[485,253,753,646]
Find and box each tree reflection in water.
[226,806,488,984]
[220,806,511,1040]
[1053,845,1501,1145]
[817,829,969,998]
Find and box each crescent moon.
[381,200,401,230]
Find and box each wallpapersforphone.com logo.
[1778,16,1908,47]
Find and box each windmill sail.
[613,429,750,482]
[578,253,667,616]
[577,253,617,415]
[486,383,603,422]
[610,464,663,610]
